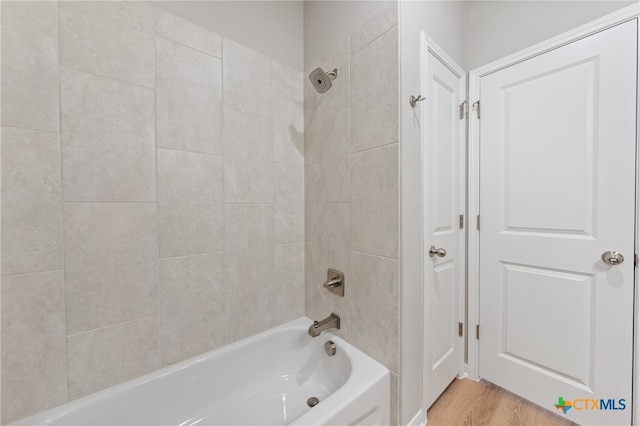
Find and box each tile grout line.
[1,268,65,279]
[0,124,59,135]
[154,33,222,61]
[350,140,399,156]
[350,22,399,59]
[62,201,158,205]
[271,58,277,326]
[220,37,228,346]
[347,38,354,341]
[156,145,223,158]
[56,0,72,405]
[66,313,161,339]
[58,63,154,92]
[158,251,225,262]
[153,27,162,367]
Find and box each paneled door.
[478,20,637,425]
[424,45,465,409]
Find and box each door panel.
[504,60,596,235]
[479,20,637,425]
[425,50,464,409]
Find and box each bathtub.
[12,317,390,426]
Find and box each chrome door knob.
[429,245,447,258]
[601,251,624,265]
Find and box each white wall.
[398,2,465,425]
[303,0,392,69]
[464,1,635,70]
[152,1,304,70]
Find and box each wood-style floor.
[426,378,578,426]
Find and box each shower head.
[308,67,338,93]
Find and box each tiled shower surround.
[1,2,304,422]
[304,4,400,423]
[1,1,400,424]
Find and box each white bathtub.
[12,317,390,426]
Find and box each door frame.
[420,32,467,411]
[466,3,640,423]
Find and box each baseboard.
[405,410,424,426]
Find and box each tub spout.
[308,313,341,337]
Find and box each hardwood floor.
[426,378,578,426]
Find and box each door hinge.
[476,215,480,230]
[635,254,638,268]
[459,101,468,119]
[459,214,464,229]
[472,100,481,119]
[458,322,463,337]
[476,324,480,340]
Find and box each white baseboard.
[405,410,425,426]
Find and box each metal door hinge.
[476,215,480,230]
[459,101,468,119]
[476,325,480,340]
[472,100,481,119]
[635,254,638,268]
[459,214,464,229]
[458,322,463,337]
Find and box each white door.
[424,47,465,409]
[478,20,637,425]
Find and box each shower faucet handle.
[322,269,345,297]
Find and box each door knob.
[429,246,447,258]
[601,251,624,265]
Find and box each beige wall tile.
[67,316,160,400]
[223,108,273,203]
[303,116,317,166]
[350,2,398,56]
[316,108,350,203]
[223,39,272,117]
[315,202,350,284]
[225,288,274,343]
[273,61,304,166]
[1,127,62,276]
[160,253,225,366]
[158,149,224,258]
[155,8,222,57]
[2,271,65,336]
[64,203,159,334]
[304,165,320,244]
[350,251,399,372]
[274,165,304,244]
[224,204,274,296]
[60,67,155,202]
[350,92,398,154]
[350,26,398,153]
[59,1,154,88]
[350,26,398,104]
[274,243,305,324]
[1,271,67,424]
[351,144,398,258]
[156,37,222,154]
[1,1,58,132]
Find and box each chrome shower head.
[308,67,338,93]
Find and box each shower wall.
[303,3,400,424]
[1,2,304,423]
